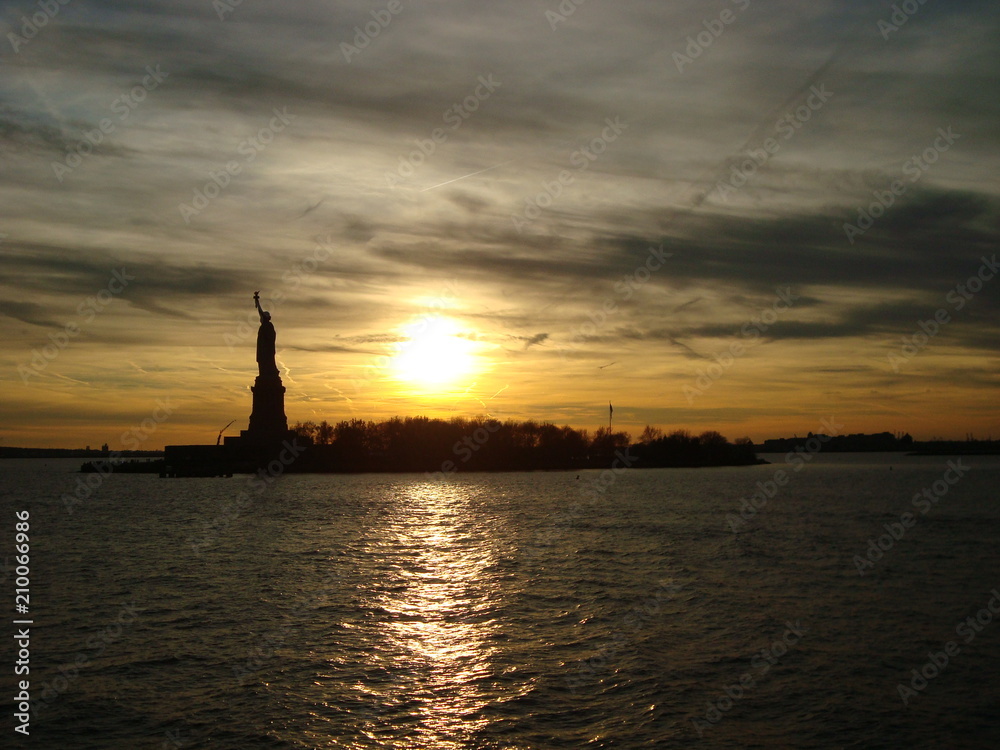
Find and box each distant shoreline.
[757,440,999,456]
[0,447,163,459]
[5,444,998,460]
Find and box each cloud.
[516,332,549,349]
[1,0,998,444]
[0,299,61,328]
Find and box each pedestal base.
[247,372,288,437]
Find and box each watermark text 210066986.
[13,510,32,736]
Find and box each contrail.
[689,33,860,207]
[668,335,710,361]
[296,197,325,218]
[672,297,704,313]
[420,159,516,192]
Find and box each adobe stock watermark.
[726,417,843,532]
[6,0,71,53]
[896,588,999,706]
[19,268,134,383]
[232,570,341,686]
[878,0,930,40]
[523,446,640,558]
[28,600,142,719]
[350,278,460,395]
[886,254,997,372]
[158,728,187,749]
[213,0,244,20]
[340,0,404,62]
[107,677,190,747]
[672,0,751,73]
[177,107,295,223]
[843,126,960,244]
[853,459,970,575]
[187,437,307,554]
[51,64,169,182]
[510,116,627,233]
[545,0,588,31]
[692,620,807,737]
[385,74,501,188]
[566,580,683,693]
[224,235,335,350]
[683,287,799,404]
[713,84,832,201]
[557,244,672,360]
[424,413,505,483]
[62,397,176,515]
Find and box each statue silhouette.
[245,291,289,439]
[254,291,279,376]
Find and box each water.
[3,454,999,748]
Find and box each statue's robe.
[256,320,278,376]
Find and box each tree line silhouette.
[289,416,760,473]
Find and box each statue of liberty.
[254,291,279,376]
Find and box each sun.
[392,316,479,388]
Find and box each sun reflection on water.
[354,481,504,748]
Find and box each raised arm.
[254,291,265,322]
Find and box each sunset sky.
[2,0,998,449]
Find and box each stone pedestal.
[232,372,301,471]
[247,373,288,437]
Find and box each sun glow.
[392,317,480,388]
